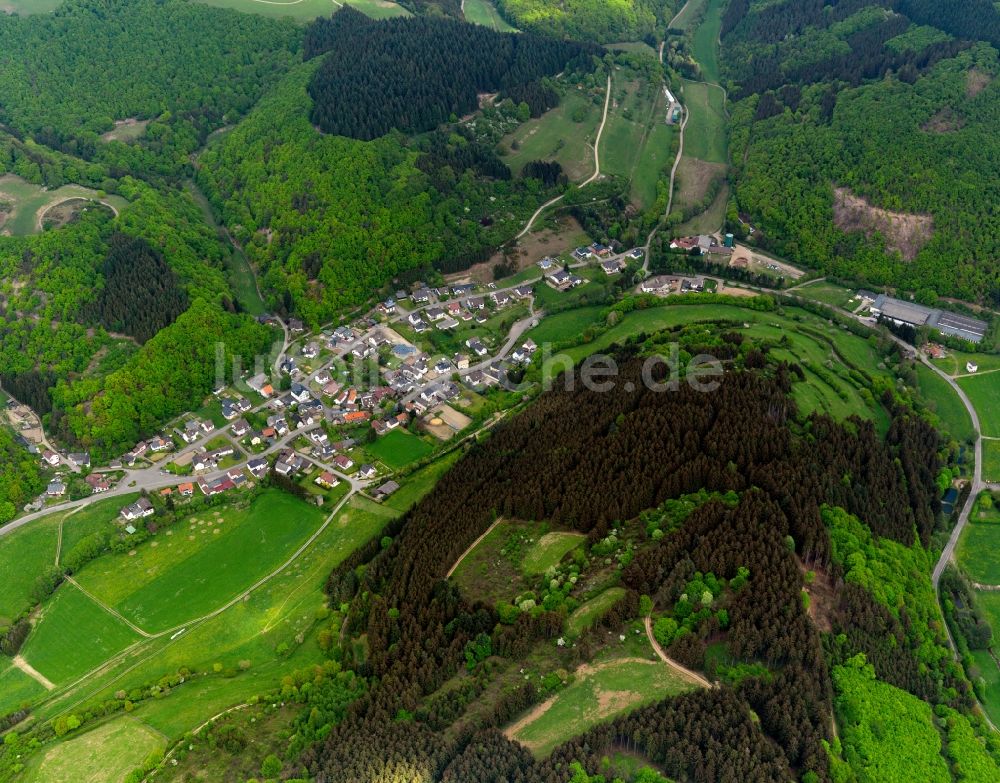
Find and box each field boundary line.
[65,577,153,639]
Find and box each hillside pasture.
[957,501,1000,585]
[464,0,515,31]
[32,493,392,733]
[501,89,602,182]
[451,519,549,605]
[678,80,727,164]
[74,490,327,633]
[912,364,974,443]
[599,74,675,210]
[20,583,141,684]
[22,716,166,783]
[507,656,692,757]
[0,513,59,626]
[957,372,1000,437]
[0,174,127,236]
[0,661,46,718]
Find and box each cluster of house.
[407,295,487,333]
[671,235,734,256]
[640,275,706,295]
[220,396,253,421]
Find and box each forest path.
[644,616,713,689]
[446,517,504,578]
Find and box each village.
[2,229,989,535]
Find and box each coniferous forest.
[306,10,596,139]
[289,334,960,783]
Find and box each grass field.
[0,661,46,717]
[0,514,58,626]
[679,80,727,164]
[23,716,166,783]
[21,582,141,684]
[958,498,1000,584]
[508,655,692,757]
[74,490,326,633]
[983,440,1000,483]
[501,90,602,182]
[521,531,585,575]
[463,0,515,30]
[451,519,546,605]
[530,301,899,429]
[912,364,975,443]
[566,587,627,636]
[692,0,724,85]
[365,429,434,470]
[599,74,675,210]
[525,305,604,344]
[31,492,393,735]
[957,373,1000,438]
[670,0,706,31]
[795,280,859,310]
[971,648,1000,725]
[0,174,127,236]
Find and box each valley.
[2,0,1000,781]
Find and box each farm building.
[870,294,987,343]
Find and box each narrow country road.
[644,615,713,689]
[515,71,611,239]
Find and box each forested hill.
[303,333,966,782]
[0,0,298,167]
[723,0,1000,304]
[305,10,597,139]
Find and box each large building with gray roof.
[870,294,987,343]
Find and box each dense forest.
[724,0,1000,303]
[0,429,43,524]
[267,324,972,782]
[198,65,571,323]
[0,0,298,180]
[50,298,274,458]
[90,233,188,344]
[305,10,596,139]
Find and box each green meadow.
[74,490,326,633]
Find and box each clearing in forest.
[832,186,933,261]
[506,656,692,757]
